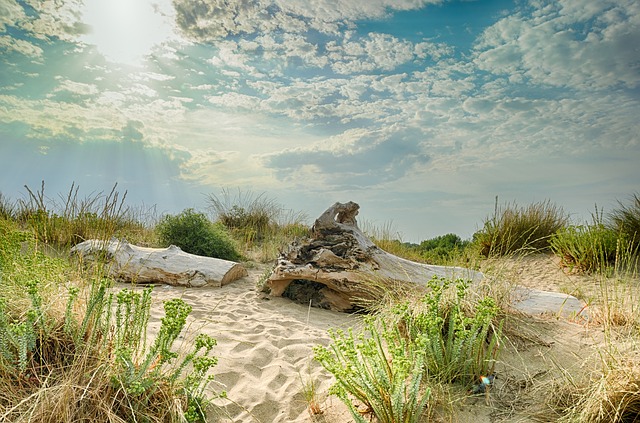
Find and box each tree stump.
[267,201,483,311]
[71,238,247,287]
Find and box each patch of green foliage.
[314,316,431,423]
[314,276,502,422]
[0,213,220,422]
[418,233,470,262]
[474,199,569,257]
[156,208,241,261]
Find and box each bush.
[419,233,470,262]
[156,208,241,261]
[474,199,569,257]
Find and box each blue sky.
[1,0,638,242]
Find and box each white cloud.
[473,0,640,90]
[0,35,43,57]
[0,0,25,32]
[173,0,442,41]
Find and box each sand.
[128,254,637,422]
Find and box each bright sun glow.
[81,0,175,66]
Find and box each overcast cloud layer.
[1,0,638,241]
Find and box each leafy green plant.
[474,199,568,257]
[396,276,502,383]
[156,208,241,261]
[314,315,431,423]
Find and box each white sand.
[137,265,356,422]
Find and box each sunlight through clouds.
[80,0,176,65]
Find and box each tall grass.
[610,193,640,255]
[475,198,569,257]
[550,207,638,274]
[0,221,220,423]
[14,181,156,248]
[207,188,309,261]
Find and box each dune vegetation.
[0,183,638,422]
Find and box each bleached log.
[71,239,247,287]
[267,201,483,311]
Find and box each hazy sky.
[1,0,638,242]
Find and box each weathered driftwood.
[267,201,483,311]
[71,239,247,287]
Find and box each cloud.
[172,0,442,41]
[473,0,640,90]
[261,127,431,189]
[0,35,43,57]
[7,0,88,42]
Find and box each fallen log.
[71,238,247,287]
[267,201,483,311]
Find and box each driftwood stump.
[71,239,247,287]
[267,201,483,311]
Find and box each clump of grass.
[550,208,635,274]
[474,198,569,257]
[610,193,640,255]
[298,366,324,417]
[14,181,155,249]
[207,188,309,262]
[156,208,242,261]
[558,356,640,423]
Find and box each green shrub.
[156,208,241,261]
[314,316,431,423]
[609,193,640,254]
[314,276,502,423]
[550,224,622,273]
[474,199,569,257]
[419,233,470,262]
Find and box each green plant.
[314,316,431,423]
[396,276,502,383]
[474,198,569,257]
[156,208,241,261]
[15,181,155,248]
[609,193,640,254]
[0,222,221,422]
[419,233,471,263]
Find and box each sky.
[0,0,638,243]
